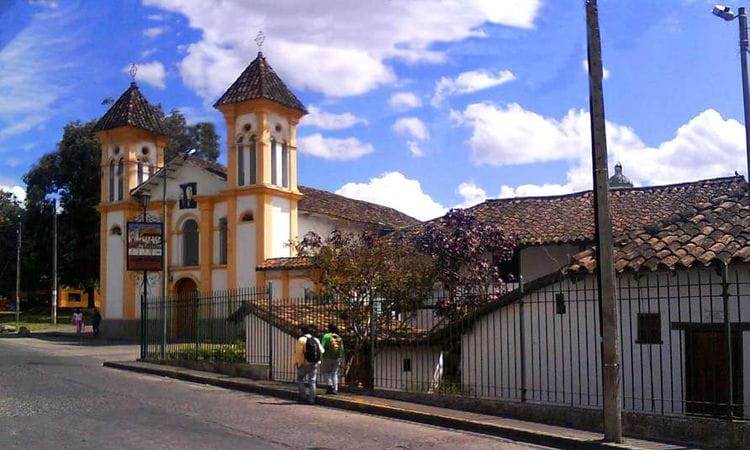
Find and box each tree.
[414,208,515,316]
[157,108,220,162]
[0,191,24,298]
[23,120,101,295]
[296,230,436,386]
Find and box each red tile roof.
[568,192,750,273]
[298,186,420,229]
[94,83,165,135]
[464,176,747,246]
[257,257,312,271]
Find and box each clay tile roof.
[213,52,306,113]
[463,176,747,246]
[568,192,750,273]
[298,185,420,229]
[257,257,312,271]
[93,83,165,135]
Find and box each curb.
[103,361,650,449]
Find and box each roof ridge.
[481,175,745,206]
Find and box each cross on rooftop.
[128,64,138,82]
[255,31,266,52]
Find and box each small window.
[137,160,144,184]
[218,217,228,265]
[108,161,115,202]
[248,136,257,185]
[179,182,197,209]
[116,159,124,201]
[110,225,122,236]
[182,219,199,266]
[403,358,412,372]
[240,211,254,222]
[142,146,150,155]
[237,136,245,186]
[281,142,289,188]
[637,313,662,344]
[270,138,278,186]
[69,292,81,303]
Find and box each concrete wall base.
[100,319,139,341]
[149,359,269,380]
[371,389,749,449]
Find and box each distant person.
[91,308,102,336]
[321,323,344,394]
[294,325,324,404]
[72,308,84,334]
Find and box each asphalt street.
[0,335,547,449]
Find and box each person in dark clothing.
[91,308,102,336]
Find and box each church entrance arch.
[171,277,198,341]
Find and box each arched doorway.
[172,278,198,341]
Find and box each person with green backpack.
[320,323,344,394]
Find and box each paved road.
[0,335,546,449]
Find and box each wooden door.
[685,330,742,417]
[172,278,198,342]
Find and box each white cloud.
[141,48,158,58]
[143,26,167,38]
[298,133,374,160]
[143,0,541,99]
[432,69,516,106]
[407,141,424,158]
[0,184,26,203]
[336,172,446,221]
[453,102,745,198]
[124,61,166,89]
[147,14,165,21]
[581,59,610,80]
[388,92,422,111]
[393,117,430,141]
[0,6,79,141]
[29,0,58,8]
[173,105,220,125]
[454,182,488,208]
[4,157,23,168]
[300,106,368,130]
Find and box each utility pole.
[52,198,58,325]
[739,7,750,177]
[161,161,168,359]
[585,0,622,443]
[15,220,22,327]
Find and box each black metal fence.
[139,265,750,419]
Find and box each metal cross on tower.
[255,31,266,52]
[129,63,138,82]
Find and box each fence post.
[267,283,273,381]
[721,262,734,418]
[140,289,146,360]
[518,275,526,402]
[370,295,376,389]
[194,291,200,360]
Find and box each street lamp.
[137,191,151,359]
[713,4,750,177]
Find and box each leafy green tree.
[23,120,101,295]
[0,191,24,298]
[157,107,220,162]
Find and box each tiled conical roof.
[93,82,166,135]
[214,52,306,113]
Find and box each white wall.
[236,196,257,287]
[374,347,444,392]
[298,213,369,241]
[519,243,583,283]
[270,196,291,258]
[460,266,750,416]
[246,311,299,382]
[212,269,227,291]
[105,210,124,319]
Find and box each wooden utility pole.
[585,0,622,443]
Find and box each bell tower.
[94,78,166,320]
[214,50,307,287]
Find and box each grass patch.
[0,308,83,331]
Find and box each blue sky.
[0,0,748,220]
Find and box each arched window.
[240,211,254,222]
[116,159,124,201]
[182,219,199,266]
[237,136,245,186]
[248,135,257,185]
[110,225,122,236]
[137,159,144,184]
[270,138,278,186]
[109,160,115,202]
[218,217,228,265]
[281,142,289,188]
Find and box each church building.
[94,52,419,337]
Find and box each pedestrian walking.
[294,325,324,404]
[72,308,84,334]
[321,323,344,394]
[91,308,102,336]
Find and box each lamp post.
[713,4,750,176]
[138,191,151,359]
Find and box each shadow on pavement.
[0,331,135,347]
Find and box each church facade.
[94,53,419,337]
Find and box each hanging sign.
[126,222,163,271]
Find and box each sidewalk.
[103,360,691,450]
